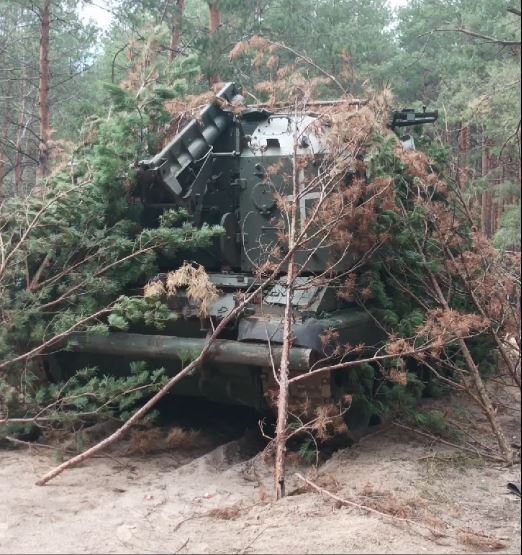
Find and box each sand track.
[1,422,520,554]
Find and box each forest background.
[0,0,520,248]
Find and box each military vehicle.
[58,83,437,437]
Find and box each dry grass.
[126,426,201,455]
[165,427,201,449]
[312,404,349,441]
[256,485,271,505]
[314,473,341,493]
[424,451,486,472]
[143,281,165,298]
[206,503,243,521]
[166,263,218,317]
[143,263,219,317]
[126,428,165,455]
[354,482,447,532]
[359,485,421,519]
[290,473,341,497]
[458,528,507,552]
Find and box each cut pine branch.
[398,200,514,465]
[35,235,308,486]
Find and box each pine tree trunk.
[209,2,221,35]
[456,334,514,464]
[0,156,5,198]
[457,124,470,189]
[517,158,522,197]
[37,0,50,180]
[0,79,11,196]
[168,0,185,63]
[208,1,222,84]
[485,140,495,237]
[481,135,491,236]
[13,106,26,195]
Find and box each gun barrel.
[66,332,313,372]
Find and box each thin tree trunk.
[455,332,513,464]
[498,160,506,228]
[274,258,295,500]
[168,0,185,63]
[10,42,32,195]
[14,92,37,196]
[274,129,299,501]
[411,231,514,464]
[209,2,221,34]
[36,0,50,180]
[0,156,5,198]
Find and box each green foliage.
[0,78,223,358]
[395,0,520,147]
[346,363,375,395]
[0,362,169,439]
[494,205,521,250]
[376,372,427,421]
[0,78,222,427]
[413,409,460,441]
[298,438,318,464]
[355,130,511,425]
[108,296,178,331]
[176,349,203,367]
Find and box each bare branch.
[431,28,521,46]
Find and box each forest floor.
[0,394,520,555]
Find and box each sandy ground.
[1,409,520,555]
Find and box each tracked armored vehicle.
[59,83,437,436]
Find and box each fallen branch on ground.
[392,422,507,463]
[295,473,448,538]
[3,435,126,465]
[296,473,508,550]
